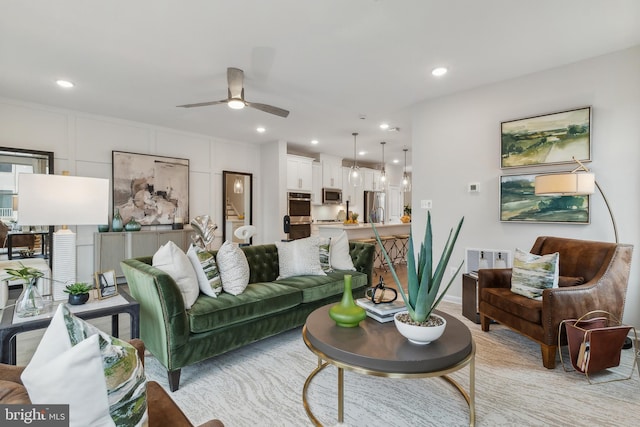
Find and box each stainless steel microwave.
[322,188,342,204]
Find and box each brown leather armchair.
[0,339,223,427]
[478,236,633,369]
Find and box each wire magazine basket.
[558,310,637,384]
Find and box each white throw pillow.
[187,244,222,297]
[216,241,250,295]
[21,304,147,427]
[329,231,356,271]
[275,236,327,279]
[511,248,560,300]
[153,241,199,309]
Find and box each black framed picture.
[112,151,189,226]
[501,107,591,168]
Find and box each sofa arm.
[349,242,375,286]
[121,259,190,371]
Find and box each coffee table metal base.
[302,339,475,426]
[301,305,476,426]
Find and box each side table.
[462,273,480,324]
[0,289,140,364]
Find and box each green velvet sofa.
[120,241,375,391]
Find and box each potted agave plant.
[373,212,464,344]
[64,282,93,305]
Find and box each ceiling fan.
[177,67,290,118]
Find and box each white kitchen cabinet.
[287,155,313,191]
[311,162,322,205]
[320,154,343,189]
[342,167,362,215]
[363,168,382,191]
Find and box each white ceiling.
[1,1,639,167]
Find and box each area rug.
[143,301,640,426]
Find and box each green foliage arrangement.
[373,212,464,323]
[64,282,93,295]
[5,262,45,282]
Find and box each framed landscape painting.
[112,151,189,226]
[501,107,591,168]
[500,174,589,223]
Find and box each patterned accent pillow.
[511,248,559,299]
[216,241,250,295]
[21,304,147,426]
[187,244,222,297]
[275,236,327,279]
[153,241,199,309]
[319,237,333,273]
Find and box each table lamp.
[534,157,618,243]
[17,172,109,299]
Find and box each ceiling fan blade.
[227,67,244,99]
[176,99,227,108]
[246,101,290,118]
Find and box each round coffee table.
[302,304,475,426]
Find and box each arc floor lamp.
[534,157,618,243]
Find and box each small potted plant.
[373,212,464,344]
[64,282,93,305]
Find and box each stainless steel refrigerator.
[364,191,385,223]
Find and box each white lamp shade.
[534,172,595,196]
[17,173,109,226]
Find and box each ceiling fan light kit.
[177,67,289,118]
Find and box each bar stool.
[394,234,409,265]
[374,236,397,271]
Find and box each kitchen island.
[317,222,410,240]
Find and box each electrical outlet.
[420,200,433,209]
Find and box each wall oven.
[322,188,342,205]
[287,192,311,239]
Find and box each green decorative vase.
[112,208,124,232]
[329,274,366,327]
[125,218,142,232]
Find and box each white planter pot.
[393,311,447,345]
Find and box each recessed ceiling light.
[393,159,400,164]
[431,67,448,77]
[379,123,389,130]
[256,126,266,133]
[311,139,319,145]
[56,79,75,88]
[358,151,366,156]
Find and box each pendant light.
[379,141,387,189]
[233,177,244,194]
[348,132,362,187]
[402,148,411,192]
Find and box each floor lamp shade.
[534,173,595,196]
[18,173,109,299]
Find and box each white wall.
[411,45,640,327]
[0,97,263,283]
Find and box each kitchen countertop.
[317,222,410,239]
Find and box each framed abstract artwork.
[501,107,591,168]
[500,174,589,223]
[112,151,189,226]
[95,270,118,299]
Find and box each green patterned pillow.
[21,304,147,426]
[319,237,333,273]
[511,248,559,300]
[187,244,222,297]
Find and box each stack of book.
[356,298,406,323]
